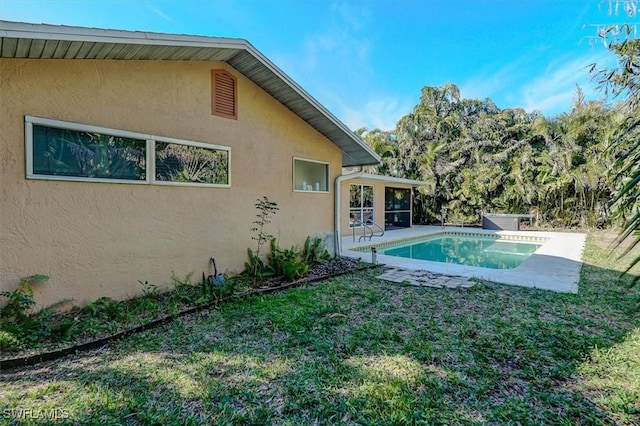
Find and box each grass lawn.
[1,230,639,425]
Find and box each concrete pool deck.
[341,226,586,293]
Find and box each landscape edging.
[0,263,379,371]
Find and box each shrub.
[0,274,49,321]
[302,236,332,265]
[268,238,309,281]
[0,274,75,349]
[169,271,201,305]
[86,297,123,320]
[200,272,237,303]
[245,248,273,286]
[0,330,21,351]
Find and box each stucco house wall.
[0,58,341,307]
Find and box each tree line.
[357,83,632,229]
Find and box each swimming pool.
[343,226,585,293]
[379,235,542,269]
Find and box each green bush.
[45,318,77,341]
[86,297,123,320]
[168,271,200,304]
[0,274,75,348]
[199,272,237,303]
[302,236,332,265]
[0,330,21,351]
[245,248,273,286]
[0,274,49,321]
[268,239,309,281]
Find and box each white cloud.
[149,5,176,24]
[300,28,372,75]
[523,90,575,115]
[520,52,613,115]
[331,1,371,32]
[338,96,414,131]
[268,2,383,129]
[460,50,616,116]
[271,0,374,86]
[459,59,524,102]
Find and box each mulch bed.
[257,257,366,288]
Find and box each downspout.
[334,169,365,256]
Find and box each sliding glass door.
[385,187,411,229]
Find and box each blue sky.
[1,0,636,130]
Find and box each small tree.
[245,196,279,286]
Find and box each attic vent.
[212,69,237,120]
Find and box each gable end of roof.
[0,20,381,167]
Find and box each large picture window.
[293,158,328,192]
[31,124,147,181]
[26,116,230,187]
[349,184,374,227]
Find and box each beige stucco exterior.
[340,177,415,237]
[0,58,341,307]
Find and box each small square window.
[293,158,328,192]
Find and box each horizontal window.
[25,116,230,187]
[293,157,328,193]
[31,124,147,181]
[155,141,229,185]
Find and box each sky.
[1,0,637,131]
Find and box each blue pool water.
[379,235,542,269]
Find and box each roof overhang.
[0,20,381,167]
[346,173,430,187]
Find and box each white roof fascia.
[0,20,381,167]
[0,20,248,49]
[351,173,430,187]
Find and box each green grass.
[1,230,639,425]
[0,272,240,355]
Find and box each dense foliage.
[598,36,640,281]
[358,83,629,228]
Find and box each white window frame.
[349,184,374,228]
[25,116,231,188]
[292,157,329,193]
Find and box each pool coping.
[341,226,586,293]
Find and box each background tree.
[354,128,397,175]
[369,83,616,228]
[596,37,640,283]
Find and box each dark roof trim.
[0,20,381,167]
